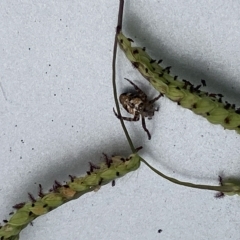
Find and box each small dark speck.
[29,48,31,50]
[66,25,68,27]
[52,120,54,122]
[158,229,162,233]
[54,94,56,96]
[45,72,47,74]
[10,147,12,152]
[20,156,22,159]
[56,75,58,77]
[15,125,17,127]
[49,64,51,66]
[32,148,34,150]
[72,125,74,128]
[21,140,24,143]
[60,19,62,21]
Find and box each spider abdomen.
[114,78,161,140]
[120,93,144,116]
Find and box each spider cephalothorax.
[114,78,162,140]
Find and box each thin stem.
[141,158,234,193]
[112,0,135,153]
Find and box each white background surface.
[1,1,240,239]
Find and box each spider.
[113,78,162,140]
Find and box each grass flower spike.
[117,32,240,134]
[0,154,141,239]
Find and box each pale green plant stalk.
[117,28,240,134]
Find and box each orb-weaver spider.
[114,78,162,140]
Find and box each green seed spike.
[0,154,141,239]
[117,31,240,134]
[220,178,240,196]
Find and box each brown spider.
[113,78,162,140]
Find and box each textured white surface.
[1,1,240,239]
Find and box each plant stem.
[112,0,136,153]
[141,158,233,193]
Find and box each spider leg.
[113,108,139,121]
[124,78,148,100]
[147,106,159,119]
[149,93,162,104]
[121,116,139,121]
[113,108,121,119]
[141,115,151,140]
[135,146,143,152]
